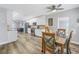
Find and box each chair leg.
[66,48,71,54]
[69,48,71,54]
[57,49,60,54]
[43,44,45,54]
[41,50,43,52]
[42,42,45,54]
[42,38,44,53]
[66,49,69,54]
[67,48,69,54]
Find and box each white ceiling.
[0,4,79,19]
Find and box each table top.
[55,36,65,45]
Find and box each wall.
[27,15,47,25]
[7,10,17,30]
[7,10,17,43]
[0,7,17,45]
[12,12,26,33]
[47,7,79,44]
[0,8,8,45]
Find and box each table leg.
[41,40,44,52]
[42,38,45,53]
[61,45,64,54]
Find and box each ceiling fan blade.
[56,8,64,10]
[57,4,62,7]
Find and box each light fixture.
[52,9,56,12]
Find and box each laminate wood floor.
[0,33,79,54]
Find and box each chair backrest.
[66,31,73,47]
[65,31,73,53]
[57,29,66,38]
[45,26,50,32]
[42,32,55,48]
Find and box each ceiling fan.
[46,4,64,12]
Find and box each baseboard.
[0,40,17,45]
[71,41,79,45]
[35,35,42,38]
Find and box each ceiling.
[0,4,79,19]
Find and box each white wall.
[7,10,17,29]
[0,8,8,45]
[0,7,17,45]
[27,15,47,25]
[47,7,79,44]
[7,10,17,43]
[12,11,26,32]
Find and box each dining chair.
[65,31,73,54]
[45,26,50,32]
[42,32,56,53]
[58,31,73,54]
[57,29,66,38]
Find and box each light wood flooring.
[0,33,79,54]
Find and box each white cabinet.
[28,28,31,34]
[8,31,17,42]
[35,29,45,37]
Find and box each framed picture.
[48,18,53,26]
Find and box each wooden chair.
[45,26,50,32]
[42,32,56,53]
[57,29,66,38]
